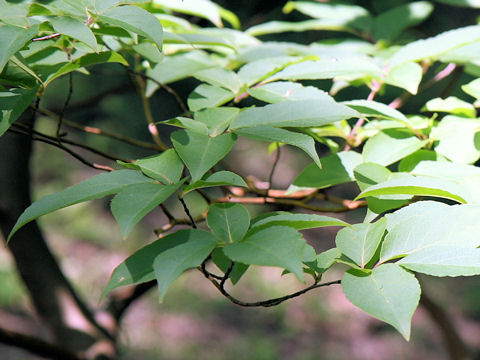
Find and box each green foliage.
[3,0,480,341]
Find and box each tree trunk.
[0,112,116,360]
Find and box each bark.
[0,112,116,360]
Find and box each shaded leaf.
[290,151,362,190]
[372,2,433,42]
[0,86,38,136]
[135,149,184,184]
[45,51,128,86]
[223,226,306,281]
[50,16,98,51]
[154,230,217,302]
[8,170,153,241]
[234,126,321,168]
[183,171,247,195]
[207,203,250,243]
[211,248,248,284]
[111,181,182,238]
[100,5,163,50]
[171,129,236,182]
[0,24,38,73]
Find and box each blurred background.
[1,1,480,359]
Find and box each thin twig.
[57,73,73,140]
[389,63,458,109]
[179,196,197,228]
[7,128,113,172]
[206,274,341,307]
[33,33,61,41]
[133,73,168,151]
[126,68,189,114]
[346,80,381,148]
[216,195,366,213]
[265,143,281,201]
[12,123,128,162]
[36,107,162,151]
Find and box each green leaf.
[0,0,30,27]
[131,42,163,63]
[267,59,383,83]
[153,0,223,27]
[342,263,420,340]
[423,96,476,118]
[398,247,480,277]
[0,86,38,136]
[434,0,480,7]
[306,248,342,274]
[372,2,433,42]
[207,203,250,243]
[230,100,358,130]
[135,149,183,184]
[234,126,321,168]
[381,203,480,261]
[146,51,215,92]
[389,24,480,67]
[182,171,247,195]
[362,130,427,166]
[193,67,243,93]
[354,163,410,214]
[430,115,480,164]
[8,170,153,241]
[356,175,468,204]
[0,24,38,73]
[384,62,423,95]
[398,150,445,172]
[343,100,408,122]
[283,1,372,31]
[237,56,302,86]
[194,107,239,137]
[171,129,236,182]
[290,151,362,190]
[102,229,215,299]
[45,51,128,86]
[335,218,386,268]
[411,160,480,181]
[153,230,217,302]
[50,16,98,51]
[462,78,480,99]
[161,117,209,135]
[223,226,306,281]
[100,5,163,50]
[111,181,182,238]
[187,84,235,112]
[246,19,367,37]
[247,81,334,104]
[211,248,248,284]
[250,212,349,232]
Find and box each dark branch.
[0,326,82,360]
